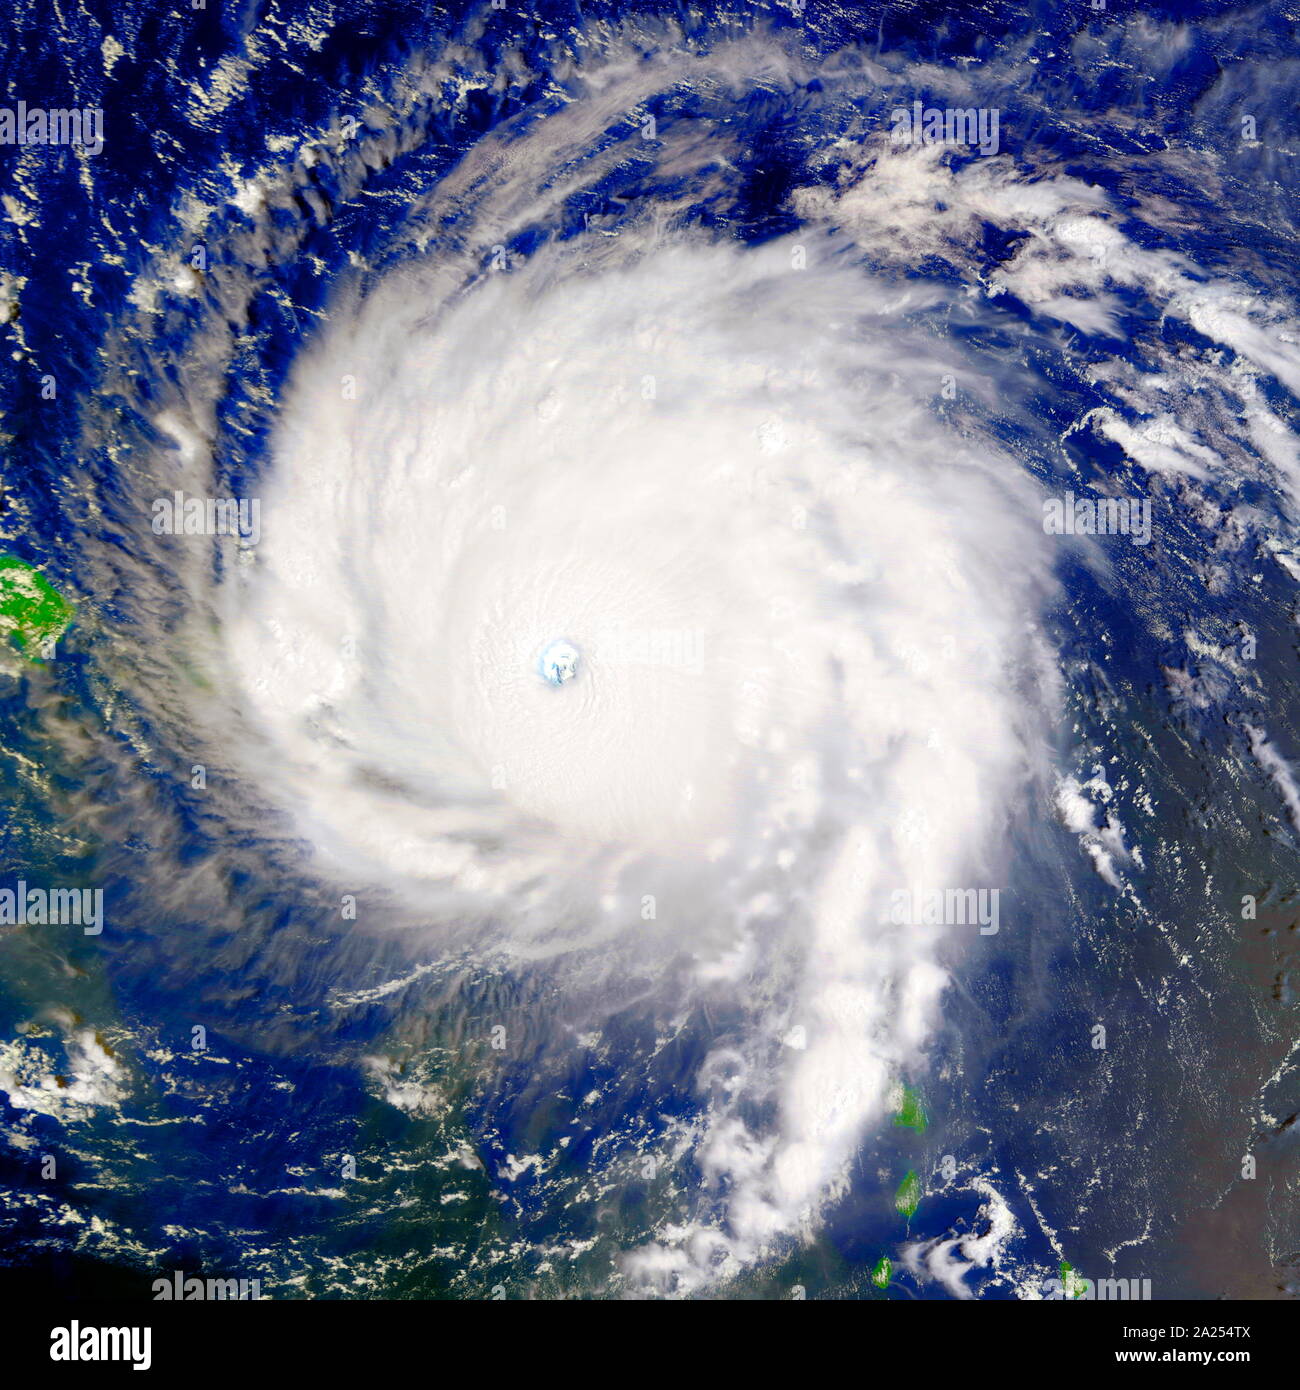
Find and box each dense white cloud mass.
[210,60,1074,1290]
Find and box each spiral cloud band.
[204,44,1078,1289]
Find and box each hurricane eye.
[538,640,580,687]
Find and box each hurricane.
[2,0,1299,1304]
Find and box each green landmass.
[0,554,73,659]
[1060,1260,1087,1299]
[895,1169,921,1220]
[892,1083,928,1132]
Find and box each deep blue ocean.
[1,0,1298,1300]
